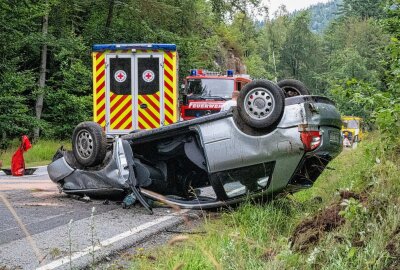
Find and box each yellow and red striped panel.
[109,93,133,130]
[138,93,161,129]
[163,51,178,125]
[93,51,107,128]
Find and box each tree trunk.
[272,50,277,83]
[1,131,5,148]
[34,11,48,140]
[105,0,115,36]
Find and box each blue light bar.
[227,70,234,77]
[92,43,177,52]
[190,69,197,76]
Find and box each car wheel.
[72,121,107,167]
[237,79,285,129]
[277,79,310,97]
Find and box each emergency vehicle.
[342,116,364,144]
[92,44,179,134]
[180,69,251,120]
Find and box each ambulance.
[92,44,179,135]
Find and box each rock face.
[226,49,247,74]
[214,47,247,74]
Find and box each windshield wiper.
[206,95,227,100]
[187,94,227,101]
[187,95,225,101]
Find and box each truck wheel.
[237,79,285,129]
[72,121,107,167]
[277,79,310,97]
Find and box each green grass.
[129,133,400,270]
[0,139,70,168]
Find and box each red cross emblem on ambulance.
[143,70,155,83]
[114,70,127,83]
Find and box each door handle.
[140,103,148,109]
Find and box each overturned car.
[48,80,342,211]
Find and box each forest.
[0,0,399,149]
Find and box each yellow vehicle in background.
[342,116,363,145]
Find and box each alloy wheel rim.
[244,87,275,120]
[76,130,94,159]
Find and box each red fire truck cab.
[180,69,251,120]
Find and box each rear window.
[212,162,274,198]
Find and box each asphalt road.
[0,167,191,270]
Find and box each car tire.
[72,121,107,167]
[277,79,310,97]
[237,79,285,129]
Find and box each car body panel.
[198,117,304,174]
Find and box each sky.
[265,0,331,14]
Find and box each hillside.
[302,0,342,33]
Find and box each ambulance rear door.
[135,53,164,130]
[104,52,164,134]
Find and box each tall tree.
[34,4,49,140]
[278,12,323,93]
[104,0,115,36]
[339,0,385,19]
[0,1,43,147]
[254,6,290,80]
[323,17,388,88]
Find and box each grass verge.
[129,133,400,269]
[0,139,70,168]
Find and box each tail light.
[300,131,322,151]
[298,125,321,151]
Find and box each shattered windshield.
[186,79,234,99]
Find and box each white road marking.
[36,210,189,270]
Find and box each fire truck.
[180,69,251,120]
[92,43,179,135]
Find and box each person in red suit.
[11,135,32,176]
